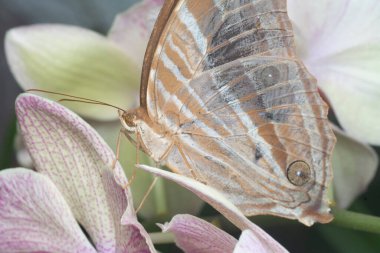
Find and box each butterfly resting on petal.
[120,0,336,226]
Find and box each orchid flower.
[1,93,288,253]
[4,0,378,211]
[0,93,156,252]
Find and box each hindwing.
[140,0,336,225]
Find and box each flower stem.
[331,208,380,234]
[149,232,175,244]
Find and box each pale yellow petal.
[6,24,139,121]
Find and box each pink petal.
[108,0,164,69]
[233,230,268,253]
[15,94,155,253]
[0,168,96,253]
[137,165,288,253]
[159,214,237,253]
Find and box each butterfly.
[120,0,336,226]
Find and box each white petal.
[332,125,378,208]
[138,164,288,253]
[315,44,380,144]
[15,94,156,253]
[108,0,164,69]
[6,24,139,121]
[0,168,96,253]
[288,0,380,144]
[288,0,380,61]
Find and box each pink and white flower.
[0,93,156,252]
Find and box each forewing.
[144,0,336,225]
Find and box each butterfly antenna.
[59,98,126,112]
[26,88,126,112]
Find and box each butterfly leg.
[110,128,130,190]
[111,128,139,190]
[109,127,132,190]
[111,128,123,172]
[135,176,159,213]
[176,141,200,181]
[122,128,141,187]
[129,129,144,186]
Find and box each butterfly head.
[119,109,138,133]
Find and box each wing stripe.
[178,5,208,54]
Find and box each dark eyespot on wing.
[260,66,281,86]
[287,161,311,186]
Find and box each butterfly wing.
[141,0,336,225]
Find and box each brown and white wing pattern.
[142,0,336,225]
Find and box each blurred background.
[1,1,380,252]
[0,0,139,168]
